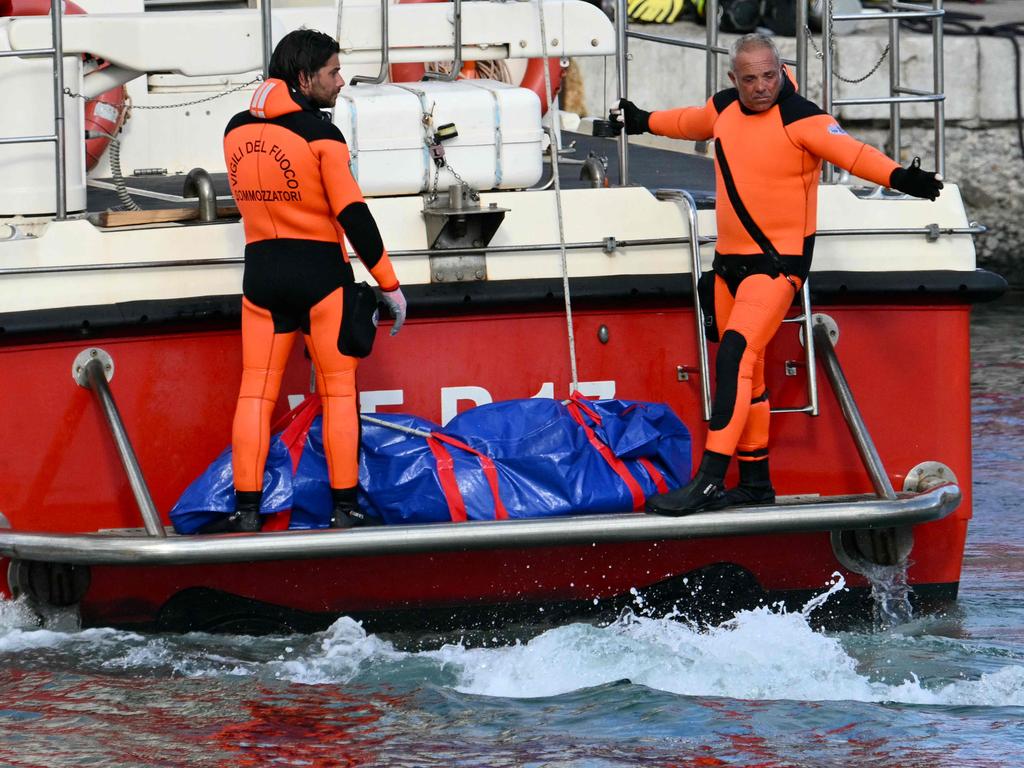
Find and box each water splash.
[2,582,1023,708]
[861,560,915,628]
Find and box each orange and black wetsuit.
[223,78,399,498]
[649,74,898,473]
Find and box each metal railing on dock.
[614,0,947,185]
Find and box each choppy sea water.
[1,296,1022,767]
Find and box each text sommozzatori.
[228,139,302,201]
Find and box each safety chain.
[419,102,476,202]
[806,29,890,84]
[806,0,890,85]
[429,158,475,202]
[63,76,263,110]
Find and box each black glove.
[889,157,943,201]
[611,98,651,135]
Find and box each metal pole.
[50,0,66,221]
[77,355,166,537]
[615,0,629,185]
[705,0,719,98]
[821,0,834,183]
[889,0,902,164]
[800,281,819,416]
[261,0,273,80]
[424,0,461,81]
[351,0,390,85]
[813,322,897,500]
[933,0,945,177]
[657,189,711,420]
[796,0,808,91]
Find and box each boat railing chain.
[812,319,898,500]
[655,189,712,421]
[72,348,166,538]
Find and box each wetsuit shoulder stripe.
[713,88,740,114]
[778,93,826,126]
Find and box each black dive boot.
[718,457,776,508]
[331,487,363,529]
[226,490,263,532]
[646,451,729,516]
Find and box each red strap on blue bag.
[427,432,508,522]
[567,393,646,511]
[263,395,322,531]
[426,437,468,522]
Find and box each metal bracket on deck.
[73,347,113,386]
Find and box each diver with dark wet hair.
[613,33,942,516]
[221,29,407,532]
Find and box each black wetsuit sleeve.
[337,202,386,270]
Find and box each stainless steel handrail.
[775,280,819,416]
[423,0,462,81]
[0,134,59,146]
[0,222,984,277]
[74,352,166,537]
[2,1,68,218]
[350,0,391,85]
[0,483,960,566]
[50,0,67,221]
[625,31,798,69]
[656,189,712,420]
[813,320,897,500]
[615,0,628,184]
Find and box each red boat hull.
[0,301,972,631]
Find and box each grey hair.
[728,33,781,71]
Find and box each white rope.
[537,1,579,395]
[360,413,432,438]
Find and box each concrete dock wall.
[574,21,1024,286]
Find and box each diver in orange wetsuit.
[614,33,942,516]
[220,29,407,532]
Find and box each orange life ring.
[388,0,563,114]
[2,0,128,171]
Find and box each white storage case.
[333,80,544,196]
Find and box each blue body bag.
[169,396,691,533]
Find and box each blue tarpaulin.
[170,396,692,533]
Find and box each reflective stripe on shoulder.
[250,80,278,119]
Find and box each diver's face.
[299,53,344,108]
[728,47,783,113]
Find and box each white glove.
[380,286,407,335]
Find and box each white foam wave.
[272,616,403,685]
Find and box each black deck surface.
[85,131,716,214]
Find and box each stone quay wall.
[573,21,1024,286]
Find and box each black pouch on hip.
[338,282,380,358]
[696,270,719,343]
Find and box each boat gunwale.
[0,483,960,566]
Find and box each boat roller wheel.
[830,461,958,571]
[7,559,91,608]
